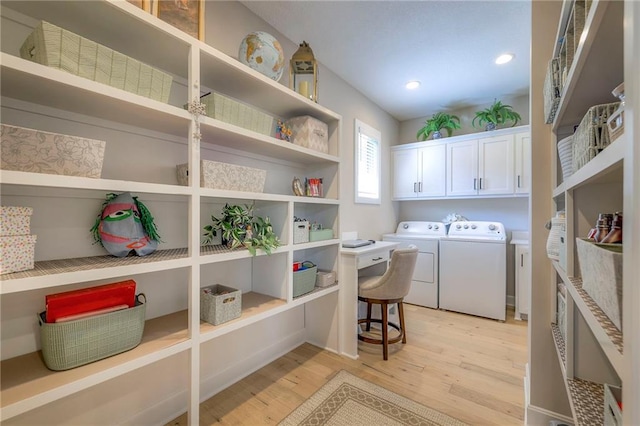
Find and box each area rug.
[279,370,468,426]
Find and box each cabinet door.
[418,143,446,197]
[446,139,478,196]
[514,132,531,194]
[478,134,515,195]
[515,245,530,317]
[392,148,419,199]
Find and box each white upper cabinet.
[478,133,515,195]
[446,139,479,196]
[514,131,531,194]
[392,143,446,199]
[392,148,419,199]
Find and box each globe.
[238,31,285,81]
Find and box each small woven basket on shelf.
[543,58,562,124]
[557,135,574,181]
[572,102,620,172]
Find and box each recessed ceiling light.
[405,80,421,90]
[495,53,514,65]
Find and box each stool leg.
[366,301,372,331]
[382,302,388,360]
[398,301,407,344]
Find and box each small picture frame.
[152,0,204,41]
[126,0,150,12]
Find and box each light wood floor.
[167,305,528,425]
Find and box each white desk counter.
[339,241,399,358]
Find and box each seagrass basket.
[543,58,561,124]
[572,102,620,172]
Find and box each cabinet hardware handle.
[372,257,383,261]
[479,178,483,189]
[418,182,422,192]
[413,182,417,193]
[518,175,521,188]
[474,178,477,190]
[521,254,524,267]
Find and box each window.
[355,119,381,204]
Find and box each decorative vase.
[485,123,496,131]
[432,130,442,139]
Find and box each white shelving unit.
[0,2,342,425]
[530,0,638,424]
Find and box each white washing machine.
[382,221,446,309]
[439,221,506,321]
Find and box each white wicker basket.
[543,58,561,124]
[572,102,620,172]
[557,135,574,181]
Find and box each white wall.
[205,1,400,240]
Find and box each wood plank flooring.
[167,305,528,425]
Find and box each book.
[45,280,136,323]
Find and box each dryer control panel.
[447,221,505,240]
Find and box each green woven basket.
[38,294,146,371]
[293,264,317,298]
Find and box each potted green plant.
[472,99,521,130]
[416,112,461,141]
[202,203,280,255]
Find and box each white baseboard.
[526,404,574,425]
[123,330,306,425]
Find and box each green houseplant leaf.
[472,99,521,129]
[416,112,461,141]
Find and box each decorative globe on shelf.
[238,31,285,82]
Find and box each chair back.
[383,247,418,298]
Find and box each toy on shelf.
[276,119,292,142]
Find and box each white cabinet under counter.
[511,231,530,320]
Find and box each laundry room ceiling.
[240,1,532,122]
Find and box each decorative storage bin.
[293,221,310,244]
[546,215,565,261]
[315,270,336,288]
[200,92,274,136]
[176,160,266,192]
[607,105,624,142]
[293,264,317,298]
[0,235,37,274]
[1,206,33,236]
[309,228,333,242]
[21,21,173,103]
[604,384,623,425]
[557,285,567,343]
[38,294,146,371]
[572,102,620,172]
[285,115,329,154]
[557,135,574,182]
[544,58,561,124]
[1,124,106,178]
[200,284,241,326]
[576,238,623,330]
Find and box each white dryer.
[439,221,506,321]
[382,221,446,309]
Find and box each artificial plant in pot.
[202,203,280,255]
[416,112,461,140]
[472,99,521,131]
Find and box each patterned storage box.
[1,206,33,236]
[576,238,623,330]
[38,294,146,370]
[200,284,241,326]
[176,160,266,192]
[0,235,37,274]
[200,92,275,136]
[546,215,565,261]
[293,265,317,298]
[20,21,173,103]
[285,115,329,154]
[293,221,310,244]
[1,124,105,178]
[572,102,620,172]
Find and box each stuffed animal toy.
[91,192,161,257]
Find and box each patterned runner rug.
[279,370,468,426]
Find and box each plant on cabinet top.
[473,99,521,130]
[416,112,461,140]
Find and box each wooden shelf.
[553,261,623,376]
[0,310,190,421]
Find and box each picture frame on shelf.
[126,0,150,12]
[152,0,204,41]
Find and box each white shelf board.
[198,188,339,204]
[551,323,567,377]
[0,53,191,137]
[0,170,193,196]
[0,310,190,422]
[552,0,624,130]
[292,239,341,251]
[553,261,623,376]
[553,134,625,198]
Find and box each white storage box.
[293,221,309,244]
[1,124,105,178]
[200,92,274,136]
[21,21,172,103]
[316,270,336,288]
[1,206,33,236]
[285,115,329,154]
[576,238,623,330]
[200,284,241,326]
[176,160,266,192]
[0,235,37,274]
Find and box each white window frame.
[354,119,381,204]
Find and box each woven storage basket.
[199,92,274,136]
[572,102,620,172]
[200,284,241,326]
[557,135,574,181]
[39,294,146,371]
[546,215,565,260]
[20,21,172,103]
[293,264,317,298]
[543,58,562,124]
